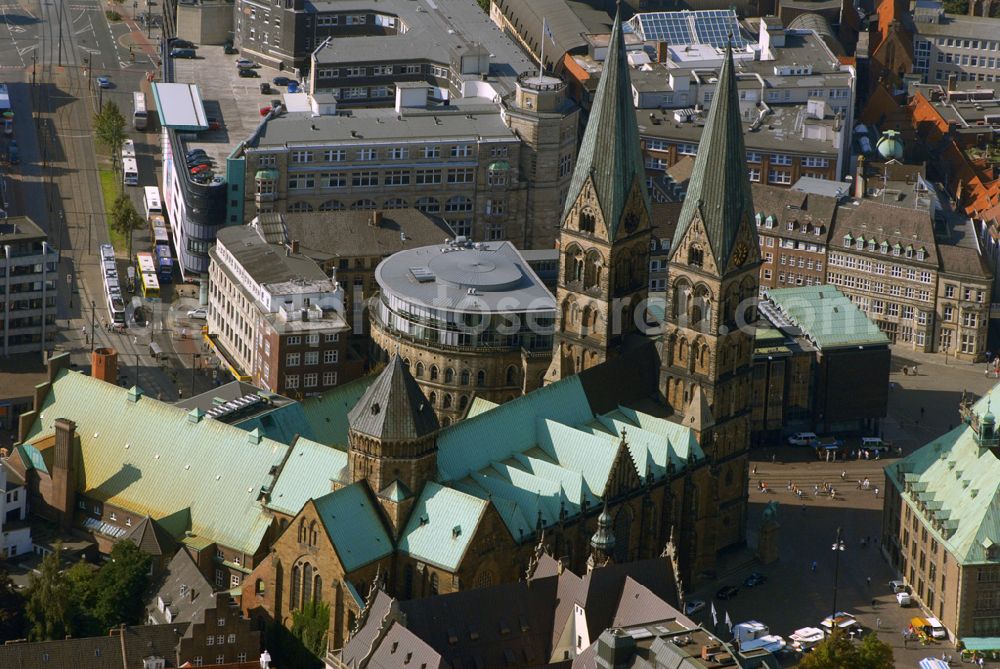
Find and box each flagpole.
[539,17,546,78]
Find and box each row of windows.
[285,372,338,389]
[826,272,933,302]
[284,196,489,218]
[188,654,248,667]
[288,145,478,164]
[282,333,338,346]
[285,350,339,366]
[828,253,934,283]
[943,284,986,302]
[287,168,476,190]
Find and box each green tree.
[856,631,895,669]
[291,599,330,659]
[110,192,145,258]
[24,545,75,641]
[0,569,26,642]
[799,630,895,669]
[89,541,151,632]
[93,101,127,173]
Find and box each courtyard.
[685,347,998,666]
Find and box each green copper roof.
[561,8,650,241]
[397,482,487,571]
[234,402,316,445]
[885,385,1000,565]
[300,374,378,447]
[670,43,756,268]
[23,369,287,555]
[764,285,889,349]
[17,443,48,474]
[313,484,393,572]
[267,438,347,516]
[437,373,703,541]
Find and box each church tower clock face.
[732,242,749,267]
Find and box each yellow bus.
[137,252,160,300]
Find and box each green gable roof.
[397,482,487,571]
[561,8,650,241]
[24,370,287,555]
[763,285,889,349]
[670,43,756,269]
[234,402,314,445]
[268,438,347,516]
[886,385,1000,565]
[314,484,393,572]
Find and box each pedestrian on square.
[811,560,817,572]
[841,470,847,480]
[815,484,820,496]
[752,464,757,475]
[876,617,881,629]
[867,576,872,586]
[874,487,880,497]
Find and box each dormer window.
[881,241,890,254]
[868,240,877,251]
[843,234,853,247]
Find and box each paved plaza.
[683,347,999,666]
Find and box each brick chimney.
[656,41,669,63]
[51,418,77,530]
[91,347,119,385]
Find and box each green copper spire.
[669,43,756,268]
[561,7,650,241]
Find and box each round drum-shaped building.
[370,238,556,424]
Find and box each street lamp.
[831,527,846,624]
[90,300,96,353]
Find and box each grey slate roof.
[0,623,189,669]
[147,550,215,626]
[125,514,177,557]
[562,8,650,241]
[670,43,756,269]
[347,355,440,441]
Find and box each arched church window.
[579,208,595,233]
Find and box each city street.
[0,0,211,400]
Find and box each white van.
[788,432,818,446]
[861,437,889,453]
[925,617,947,639]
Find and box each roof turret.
[348,355,439,442]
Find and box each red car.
[190,163,211,175]
[259,106,272,116]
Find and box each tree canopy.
[24,540,151,641]
[799,630,894,669]
[93,101,127,171]
[109,192,145,258]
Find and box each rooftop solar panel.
[628,10,748,49]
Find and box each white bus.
[121,138,136,161]
[133,91,148,130]
[123,157,139,186]
[143,186,162,218]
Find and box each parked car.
[187,308,208,320]
[8,139,19,165]
[223,40,238,55]
[272,76,295,86]
[861,437,891,453]
[259,106,273,116]
[189,163,211,175]
[169,39,195,49]
[715,585,739,600]
[96,76,112,89]
[788,432,818,446]
[235,58,258,69]
[683,600,706,616]
[896,591,911,606]
[186,148,207,158]
[889,580,908,593]
[743,572,768,588]
[206,116,221,131]
[187,156,211,167]
[259,82,272,94]
[238,68,259,78]
[169,48,196,59]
